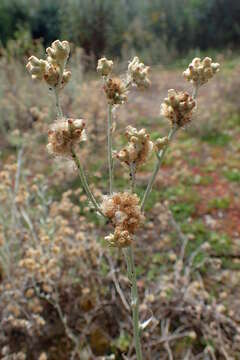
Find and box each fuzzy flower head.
[47,118,86,157]
[103,77,128,105]
[114,126,153,169]
[97,57,114,77]
[127,56,150,89]
[101,192,144,248]
[183,57,220,86]
[160,89,196,128]
[26,40,71,89]
[46,40,70,66]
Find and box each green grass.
[170,202,196,221]
[200,131,231,146]
[224,169,240,183]
[208,197,230,210]
[227,114,240,128]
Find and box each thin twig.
[107,255,130,312]
[70,147,105,217]
[141,125,177,211]
[107,104,114,194]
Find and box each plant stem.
[54,61,66,119]
[192,83,199,99]
[130,162,136,193]
[107,104,114,194]
[70,148,105,217]
[54,88,63,119]
[141,126,177,211]
[125,246,143,360]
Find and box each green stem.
[71,148,105,217]
[141,126,177,211]
[107,104,114,194]
[125,246,143,360]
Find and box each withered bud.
[154,137,169,152]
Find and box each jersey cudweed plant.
[26,41,220,359]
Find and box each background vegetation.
[0,0,240,64]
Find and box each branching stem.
[141,125,177,211]
[71,148,105,217]
[125,246,143,360]
[107,104,114,194]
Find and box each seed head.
[101,192,144,248]
[160,89,196,128]
[128,56,150,88]
[103,77,128,105]
[97,57,114,77]
[183,57,220,85]
[114,126,153,168]
[47,118,86,157]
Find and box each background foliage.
[0,0,239,64]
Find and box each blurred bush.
[0,0,239,64]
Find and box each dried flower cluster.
[127,56,150,89]
[183,57,220,85]
[101,192,144,247]
[98,56,150,106]
[26,40,71,88]
[103,77,128,105]
[114,126,153,169]
[160,89,196,127]
[47,118,86,157]
[97,57,113,77]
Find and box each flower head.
[97,57,114,77]
[114,126,153,168]
[160,89,196,128]
[103,77,128,105]
[183,57,220,85]
[101,192,144,247]
[127,57,150,88]
[26,40,71,89]
[47,118,86,157]
[46,40,70,66]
